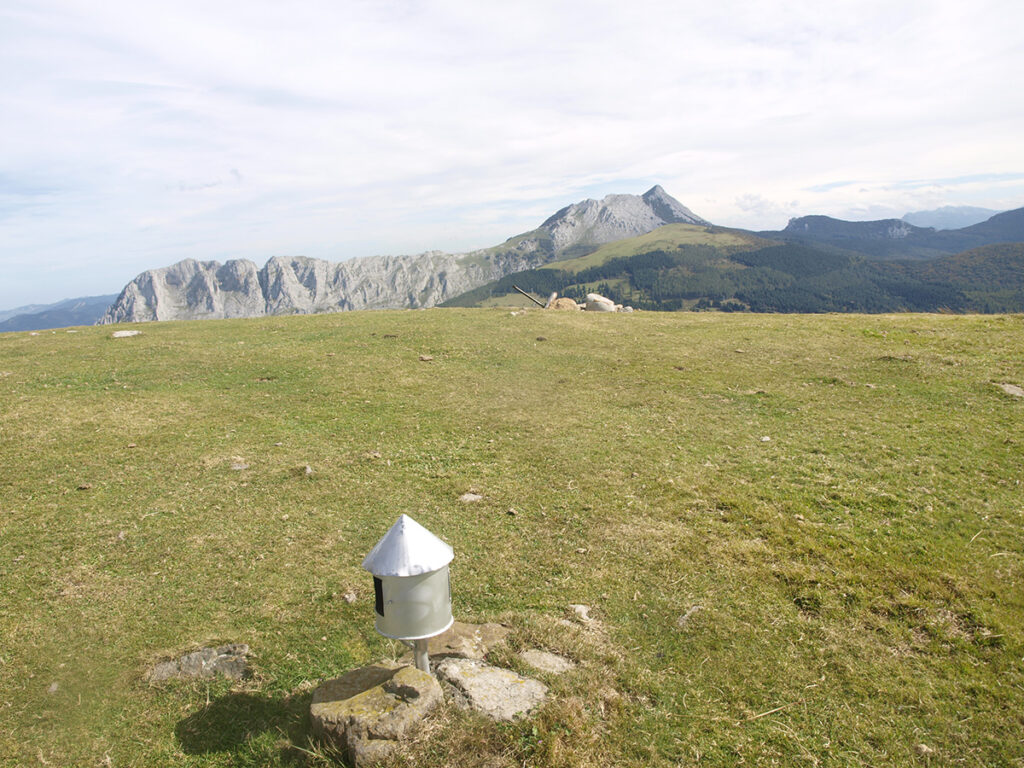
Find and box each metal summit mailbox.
[362,514,453,673]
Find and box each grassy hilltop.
[1,309,1022,766]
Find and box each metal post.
[413,639,430,675]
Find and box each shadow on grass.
[175,689,318,763]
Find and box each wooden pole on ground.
[511,285,546,308]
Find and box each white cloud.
[2,0,1023,307]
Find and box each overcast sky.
[2,0,1023,309]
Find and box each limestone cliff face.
[100,186,706,323]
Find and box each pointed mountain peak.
[361,514,454,577]
[641,184,709,226]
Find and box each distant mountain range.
[760,207,1024,260]
[445,229,1024,314]
[3,192,1023,330]
[99,185,702,323]
[0,295,118,332]
[902,206,1002,230]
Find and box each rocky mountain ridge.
[101,186,706,323]
[765,206,1024,260]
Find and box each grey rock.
[435,658,547,721]
[676,605,703,628]
[147,644,250,682]
[519,649,576,674]
[310,662,442,767]
[399,621,511,663]
[568,604,593,623]
[584,293,616,312]
[997,382,1023,397]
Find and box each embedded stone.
[310,662,442,767]
[146,644,250,682]
[519,649,576,674]
[435,658,547,721]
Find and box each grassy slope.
[1,311,1023,767]
[543,224,766,273]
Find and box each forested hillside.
[444,241,1024,313]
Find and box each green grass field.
[1,310,1022,767]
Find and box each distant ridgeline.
[37,190,1024,328]
[444,240,1024,314]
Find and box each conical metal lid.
[361,514,454,577]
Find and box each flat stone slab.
[519,649,576,674]
[147,644,249,682]
[435,658,547,721]
[311,662,442,767]
[400,621,511,663]
[997,382,1024,397]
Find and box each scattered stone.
[536,336,547,342]
[506,508,517,516]
[30,332,40,336]
[915,744,935,756]
[146,644,250,682]
[676,605,703,628]
[402,622,511,662]
[575,548,588,554]
[519,649,576,674]
[117,530,126,541]
[459,492,483,503]
[47,682,59,694]
[435,658,547,721]
[584,293,616,312]
[311,662,442,767]
[77,483,92,491]
[341,591,358,604]
[620,306,635,313]
[997,382,1024,397]
[760,436,771,442]
[290,464,314,477]
[111,330,141,338]
[569,604,593,623]
[549,298,580,311]
[229,457,249,470]
[127,443,137,448]
[419,354,434,362]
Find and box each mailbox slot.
[374,577,384,617]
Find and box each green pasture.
[0,310,1022,766]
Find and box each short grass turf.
[1,309,1022,767]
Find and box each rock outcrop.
[146,644,250,682]
[101,186,707,323]
[310,662,443,767]
[434,658,548,721]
